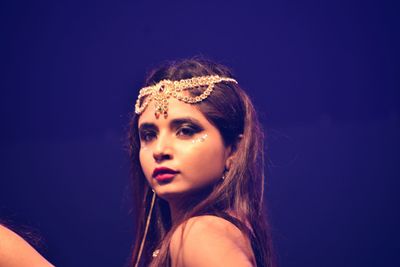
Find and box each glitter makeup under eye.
[191,134,208,144]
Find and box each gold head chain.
[135,75,238,118]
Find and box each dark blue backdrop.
[1,0,399,266]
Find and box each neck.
[168,201,185,225]
[165,186,215,226]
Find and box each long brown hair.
[128,58,275,267]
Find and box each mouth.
[152,167,179,182]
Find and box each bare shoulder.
[0,224,54,267]
[169,215,255,267]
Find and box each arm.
[170,215,255,267]
[0,225,54,267]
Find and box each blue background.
[1,0,399,266]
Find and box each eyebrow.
[138,117,203,131]
[138,123,157,132]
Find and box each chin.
[155,184,214,204]
[154,187,188,201]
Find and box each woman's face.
[138,97,231,201]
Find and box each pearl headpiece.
[135,75,238,117]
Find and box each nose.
[152,134,173,163]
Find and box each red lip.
[152,167,179,182]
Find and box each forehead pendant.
[153,83,171,118]
[135,75,238,118]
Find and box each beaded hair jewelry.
[135,75,238,118]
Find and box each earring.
[222,169,228,180]
[135,189,156,267]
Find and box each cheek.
[179,142,226,182]
[139,149,153,180]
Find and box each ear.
[224,134,243,170]
[225,156,233,171]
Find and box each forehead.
[138,97,208,125]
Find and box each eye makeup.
[170,118,203,133]
[191,134,208,144]
[138,117,205,143]
[138,123,157,140]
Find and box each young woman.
[128,58,275,267]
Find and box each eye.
[176,124,201,137]
[140,130,157,142]
[177,127,195,137]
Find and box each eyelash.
[139,124,202,142]
[176,125,199,137]
[140,130,157,142]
